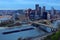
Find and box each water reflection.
[0,24,46,40]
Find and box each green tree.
[51,31,60,40]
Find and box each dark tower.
[35,4,41,19]
[43,6,46,12]
[35,4,39,11]
[42,12,47,19]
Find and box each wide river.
[0,24,46,40]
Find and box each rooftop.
[0,15,12,21]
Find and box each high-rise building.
[51,7,55,16]
[42,12,48,19]
[43,6,46,12]
[35,4,39,11]
[35,4,41,19]
[41,6,46,17]
[35,10,40,20]
[39,7,41,12]
[29,10,35,21]
[38,7,41,17]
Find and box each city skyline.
[0,0,60,10]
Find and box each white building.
[0,15,13,23]
[51,7,55,16]
[47,12,51,20]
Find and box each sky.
[0,0,60,10]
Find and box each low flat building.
[0,15,13,24]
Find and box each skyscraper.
[43,6,46,12]
[42,12,47,19]
[38,7,41,16]
[35,4,41,20]
[41,6,46,17]
[51,7,55,16]
[35,4,39,11]
[39,7,41,12]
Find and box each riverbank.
[44,30,60,40]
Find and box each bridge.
[28,20,58,32]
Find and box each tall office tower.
[43,6,46,12]
[35,4,41,12]
[35,4,41,20]
[39,7,41,12]
[51,7,55,16]
[35,10,40,20]
[39,7,41,17]
[37,7,41,19]
[35,4,38,16]
[41,6,46,17]
[35,4,39,11]
[42,12,48,19]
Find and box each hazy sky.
[0,0,60,10]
